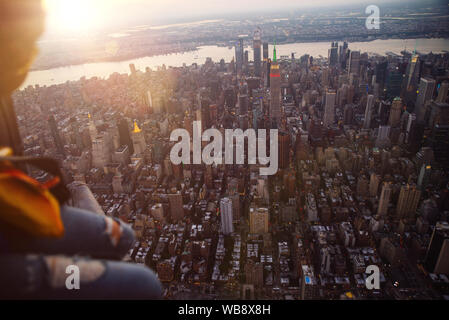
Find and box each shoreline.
[29,35,449,72]
[30,46,199,72]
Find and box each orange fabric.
[0,149,64,238]
[104,216,122,247]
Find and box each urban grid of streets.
[12,5,449,300]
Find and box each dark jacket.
[0,96,23,155]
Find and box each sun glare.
[42,0,147,35]
[44,0,97,33]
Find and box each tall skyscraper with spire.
[270,42,281,126]
[402,53,421,112]
[235,36,244,74]
[253,28,262,77]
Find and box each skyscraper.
[405,112,418,145]
[238,93,248,115]
[328,42,338,66]
[200,94,211,129]
[168,192,184,222]
[388,97,402,127]
[378,100,391,125]
[253,29,262,77]
[339,41,348,68]
[92,134,109,170]
[262,42,269,61]
[323,90,336,127]
[88,112,97,140]
[396,184,421,218]
[146,90,153,109]
[266,59,271,88]
[348,51,360,75]
[402,54,421,111]
[270,42,281,125]
[424,221,449,274]
[375,59,388,91]
[235,36,244,74]
[278,131,290,169]
[220,197,234,235]
[231,193,240,222]
[386,70,403,99]
[376,125,391,147]
[129,63,136,74]
[415,77,436,123]
[377,182,392,215]
[417,164,432,190]
[369,173,381,197]
[363,94,375,129]
[436,81,449,103]
[249,206,269,234]
[263,42,269,87]
[48,115,64,155]
[118,117,134,154]
[429,111,449,167]
[428,101,449,128]
[343,104,354,125]
[131,120,146,155]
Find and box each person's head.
[0,0,44,96]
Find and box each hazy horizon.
[41,0,441,39]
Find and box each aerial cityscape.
[1,0,449,302]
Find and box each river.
[22,38,449,88]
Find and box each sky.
[41,0,432,37]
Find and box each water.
[22,38,449,88]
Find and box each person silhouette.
[0,0,161,299]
